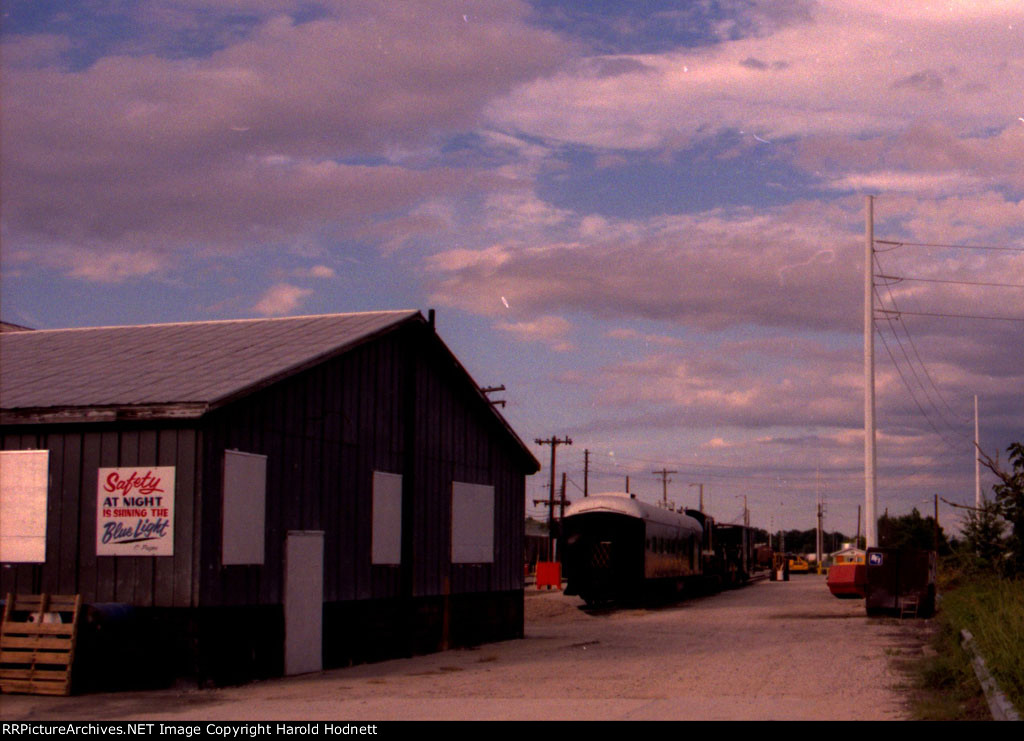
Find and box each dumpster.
[865,547,936,617]
[827,562,866,598]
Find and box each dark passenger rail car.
[562,493,704,605]
[563,510,646,604]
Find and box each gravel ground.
[2,575,920,721]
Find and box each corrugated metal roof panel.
[1,311,418,410]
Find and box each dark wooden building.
[0,311,538,684]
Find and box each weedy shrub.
[910,615,987,720]
[941,574,1024,713]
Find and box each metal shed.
[0,311,539,685]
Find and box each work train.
[561,492,754,605]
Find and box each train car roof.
[564,493,703,533]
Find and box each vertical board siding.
[154,428,178,606]
[3,320,530,620]
[58,434,82,595]
[0,424,203,608]
[78,431,102,602]
[407,333,526,598]
[114,431,139,605]
[180,428,201,608]
[197,323,528,607]
[41,434,64,594]
[95,430,119,603]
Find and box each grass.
[909,617,988,720]
[908,570,1024,720]
[941,573,1024,713]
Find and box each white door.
[284,530,324,675]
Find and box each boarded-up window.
[372,471,402,565]
[0,450,49,563]
[451,482,494,564]
[222,450,267,565]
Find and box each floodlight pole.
[865,195,878,548]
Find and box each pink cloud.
[428,199,868,331]
[0,34,71,69]
[1,1,570,280]
[495,315,574,351]
[301,265,336,279]
[487,1,1024,152]
[428,190,1023,344]
[799,123,1024,192]
[251,282,312,316]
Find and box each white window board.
[372,471,402,565]
[0,450,49,563]
[451,481,494,564]
[222,450,267,565]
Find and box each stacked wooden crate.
[0,594,81,695]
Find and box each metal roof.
[1,311,418,413]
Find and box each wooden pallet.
[1,593,82,695]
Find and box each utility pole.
[481,385,506,408]
[583,449,590,498]
[975,395,981,508]
[625,475,630,494]
[816,466,823,570]
[535,435,572,561]
[559,472,567,525]
[653,468,677,506]
[689,482,704,512]
[865,195,879,548]
[816,497,823,572]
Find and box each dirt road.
[2,575,920,720]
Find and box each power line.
[583,460,863,484]
[565,475,585,494]
[874,255,970,431]
[874,284,957,434]
[878,275,1024,289]
[883,309,1024,323]
[874,320,963,452]
[576,447,975,481]
[875,239,1024,253]
[575,449,973,486]
[879,419,982,493]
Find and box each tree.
[960,498,1007,572]
[978,441,1024,574]
[776,528,852,554]
[878,508,950,553]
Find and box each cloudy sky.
[3,0,1023,536]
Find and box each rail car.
[561,492,753,605]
